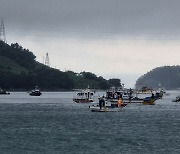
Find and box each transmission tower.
[0,18,7,43]
[45,52,50,67]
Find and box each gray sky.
[1,0,180,87]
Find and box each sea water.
[0,91,180,154]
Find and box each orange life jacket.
[118,98,122,107]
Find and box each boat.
[105,87,156,105]
[89,96,127,112]
[154,91,164,99]
[89,103,127,112]
[172,96,180,102]
[107,96,155,105]
[29,86,42,96]
[0,88,10,95]
[73,87,95,103]
[105,86,133,100]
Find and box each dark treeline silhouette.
[0,41,122,90]
[135,65,180,90]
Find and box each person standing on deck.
[99,96,105,109]
[117,96,123,107]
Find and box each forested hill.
[0,41,121,90]
[135,66,180,90]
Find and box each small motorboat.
[89,104,127,112]
[172,96,180,102]
[0,88,10,95]
[29,87,42,96]
[89,96,127,112]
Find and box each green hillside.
[0,41,122,90]
[0,55,28,74]
[135,65,180,90]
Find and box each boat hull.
[0,92,10,95]
[73,98,94,103]
[90,107,122,112]
[89,103,127,112]
[107,97,155,105]
[29,93,41,96]
[143,97,156,105]
[142,101,155,105]
[29,91,42,96]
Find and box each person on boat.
[117,96,123,108]
[151,93,154,99]
[99,96,105,109]
[129,88,132,103]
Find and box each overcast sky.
[1,0,180,87]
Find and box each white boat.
[89,103,127,112]
[89,96,127,112]
[73,88,95,103]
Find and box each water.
[0,91,180,154]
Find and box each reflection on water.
[0,91,180,154]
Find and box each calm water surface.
[0,91,180,154]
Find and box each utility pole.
[0,18,7,43]
[45,52,50,67]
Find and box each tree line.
[0,41,122,90]
[135,65,180,90]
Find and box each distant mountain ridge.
[135,65,180,90]
[0,41,121,90]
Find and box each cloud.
[1,0,180,39]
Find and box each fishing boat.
[89,102,127,112]
[107,97,155,105]
[105,87,156,105]
[29,86,42,96]
[105,86,133,100]
[89,96,127,112]
[73,88,95,103]
[154,88,165,99]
